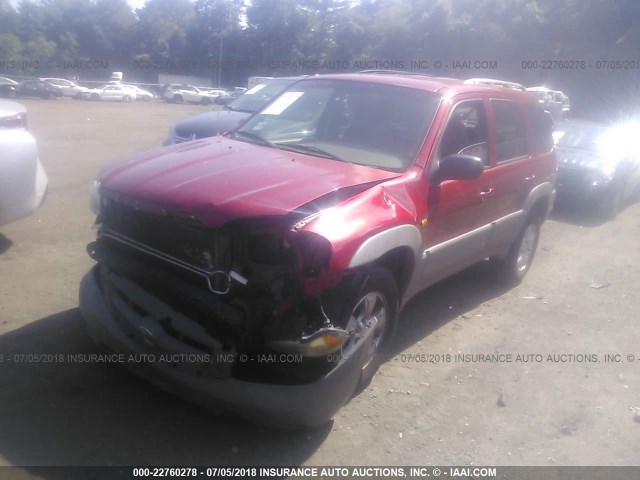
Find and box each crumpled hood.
[174,109,252,140]
[99,137,400,226]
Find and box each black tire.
[490,216,541,285]
[599,189,622,220]
[173,94,183,104]
[340,266,398,391]
[200,96,210,105]
[91,93,99,101]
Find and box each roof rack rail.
[358,69,434,77]
[464,78,526,91]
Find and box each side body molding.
[348,224,422,269]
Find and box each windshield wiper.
[232,130,276,148]
[276,143,347,162]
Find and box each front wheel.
[490,217,541,285]
[200,97,210,105]
[340,267,398,391]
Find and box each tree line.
[1,0,638,118]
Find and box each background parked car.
[215,88,243,105]
[163,77,303,145]
[16,80,63,99]
[40,77,90,98]
[0,77,18,98]
[79,84,135,102]
[0,100,48,226]
[527,87,571,121]
[122,84,155,102]
[553,120,640,218]
[163,84,221,105]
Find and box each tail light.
[0,112,28,130]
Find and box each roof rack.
[464,78,525,91]
[358,69,434,77]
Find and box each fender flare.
[348,224,422,269]
[523,181,555,219]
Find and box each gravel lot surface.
[1,99,639,472]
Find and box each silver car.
[0,100,48,226]
[79,84,136,102]
[40,77,90,98]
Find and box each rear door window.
[492,99,528,162]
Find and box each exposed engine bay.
[88,191,363,384]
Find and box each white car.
[0,100,48,226]
[40,77,90,98]
[79,85,136,102]
[164,84,221,105]
[122,84,155,102]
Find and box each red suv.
[80,72,556,427]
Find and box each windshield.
[234,79,440,172]
[227,79,297,113]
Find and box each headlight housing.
[267,328,350,357]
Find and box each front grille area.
[101,267,234,378]
[556,166,590,187]
[101,198,227,274]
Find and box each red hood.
[99,137,400,226]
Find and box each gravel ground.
[0,99,639,473]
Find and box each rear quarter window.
[524,103,554,153]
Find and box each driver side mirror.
[434,154,484,183]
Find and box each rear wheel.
[491,217,541,285]
[173,94,183,104]
[340,267,398,391]
[200,97,210,105]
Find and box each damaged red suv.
[80,72,556,427]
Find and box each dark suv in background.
[82,72,556,427]
[163,77,303,145]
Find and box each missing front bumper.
[79,266,369,427]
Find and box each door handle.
[480,187,494,201]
